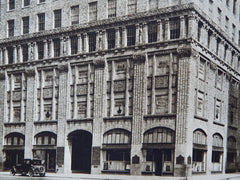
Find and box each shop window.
[88,32,96,52]
[148,21,157,43]
[8,20,14,37]
[107,150,130,161]
[38,13,45,31]
[127,25,136,46]
[7,47,13,64]
[70,35,78,55]
[107,28,115,49]
[54,9,62,28]
[103,129,131,144]
[169,18,180,39]
[212,151,221,162]
[128,0,137,14]
[71,5,79,25]
[37,41,44,59]
[108,0,116,18]
[22,16,29,34]
[89,1,97,21]
[22,44,28,62]
[193,149,204,162]
[53,38,60,57]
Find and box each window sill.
[211,171,222,174]
[34,120,57,125]
[192,171,206,174]
[194,115,208,122]
[213,121,224,126]
[4,122,25,126]
[101,170,130,174]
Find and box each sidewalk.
[1,171,240,180]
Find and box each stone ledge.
[67,118,93,123]
[4,122,25,126]
[103,116,132,121]
[194,115,208,122]
[213,121,224,127]
[34,120,58,125]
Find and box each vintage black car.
[10,159,45,177]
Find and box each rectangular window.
[7,47,13,64]
[54,9,62,28]
[127,25,136,46]
[232,24,236,41]
[53,39,60,57]
[38,13,45,31]
[108,0,116,18]
[8,0,15,10]
[128,0,137,14]
[22,44,28,62]
[149,0,158,9]
[198,58,206,80]
[170,18,180,39]
[22,16,29,34]
[233,0,236,14]
[8,20,14,37]
[88,32,96,52]
[107,28,115,49]
[196,91,204,117]
[71,5,79,25]
[148,21,157,43]
[23,0,30,7]
[89,2,97,21]
[215,99,221,121]
[197,22,203,41]
[70,35,78,55]
[37,41,44,59]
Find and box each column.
[151,55,156,114]
[102,30,107,50]
[157,19,163,42]
[0,71,6,170]
[48,39,54,58]
[131,54,146,175]
[33,42,38,60]
[28,43,32,61]
[3,47,8,65]
[174,46,197,177]
[164,18,170,40]
[188,14,198,39]
[200,24,208,47]
[43,40,48,59]
[180,16,186,38]
[60,37,64,56]
[142,22,148,44]
[135,24,140,45]
[209,32,217,54]
[83,33,89,53]
[91,59,105,174]
[57,63,68,173]
[13,46,17,64]
[115,27,120,48]
[17,45,22,63]
[122,26,127,47]
[24,67,36,159]
[77,34,82,54]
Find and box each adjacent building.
[0,0,240,177]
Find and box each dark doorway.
[155,150,163,176]
[68,130,92,173]
[45,150,56,172]
[4,150,24,169]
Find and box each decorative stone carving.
[58,63,68,73]
[133,54,145,63]
[114,80,126,92]
[210,61,217,70]
[177,45,192,58]
[43,88,53,99]
[25,67,35,77]
[93,59,105,68]
[0,72,5,80]
[132,155,140,164]
[76,84,88,95]
[176,155,184,165]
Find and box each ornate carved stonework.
[177,45,192,58]
[58,63,68,73]
[0,72,5,80]
[25,68,35,77]
[133,54,145,63]
[93,59,105,68]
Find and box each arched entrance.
[68,130,92,173]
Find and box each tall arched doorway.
[68,130,92,173]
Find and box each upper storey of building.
[1,0,239,43]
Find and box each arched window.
[227,136,237,149]
[35,132,57,145]
[212,133,223,147]
[103,129,131,144]
[193,129,207,145]
[143,127,175,144]
[5,133,25,146]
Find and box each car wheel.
[10,169,15,176]
[28,169,34,177]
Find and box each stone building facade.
[0,0,240,177]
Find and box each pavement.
[1,171,240,180]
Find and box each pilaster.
[17,45,23,63]
[43,40,48,59]
[188,13,198,39]
[57,63,68,173]
[209,32,217,54]
[0,49,2,65]
[142,22,148,44]
[3,48,8,65]
[131,54,146,175]
[84,33,89,53]
[135,24,140,45]
[164,18,170,40]
[115,27,120,48]
[48,39,54,58]
[13,46,17,64]
[77,34,82,54]
[180,16,186,38]
[200,24,208,47]
[157,19,163,42]
[91,59,105,174]
[0,71,6,170]
[122,27,127,47]
[24,67,36,159]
